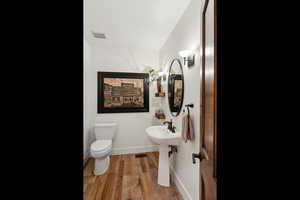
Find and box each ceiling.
[84,0,192,50]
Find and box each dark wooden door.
[200,0,217,200]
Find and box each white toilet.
[90,122,117,176]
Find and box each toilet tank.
[94,122,117,140]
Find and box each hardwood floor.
[84,152,182,200]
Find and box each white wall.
[91,46,163,154]
[159,0,202,199]
[84,39,95,163]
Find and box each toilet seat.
[91,140,112,152]
[90,140,112,158]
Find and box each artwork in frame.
[98,72,149,113]
[168,74,183,113]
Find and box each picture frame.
[168,74,183,113]
[98,72,149,113]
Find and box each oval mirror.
[168,58,184,117]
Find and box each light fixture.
[158,71,166,81]
[178,50,195,67]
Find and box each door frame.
[199,0,218,199]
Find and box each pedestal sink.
[146,125,181,187]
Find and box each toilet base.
[93,156,110,176]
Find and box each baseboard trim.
[170,165,193,200]
[111,145,159,155]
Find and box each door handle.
[192,153,201,164]
[192,148,209,164]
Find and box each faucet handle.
[172,126,176,132]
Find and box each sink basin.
[146,125,181,145]
[146,125,181,187]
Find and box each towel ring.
[183,103,194,115]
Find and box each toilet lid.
[91,140,112,152]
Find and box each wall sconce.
[178,50,195,67]
[158,71,166,81]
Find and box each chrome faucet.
[163,119,176,133]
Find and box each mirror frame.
[168,58,184,117]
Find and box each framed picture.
[168,74,183,113]
[98,72,149,113]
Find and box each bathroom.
[84,0,216,199]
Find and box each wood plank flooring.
[84,152,182,200]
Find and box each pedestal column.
[157,144,170,187]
